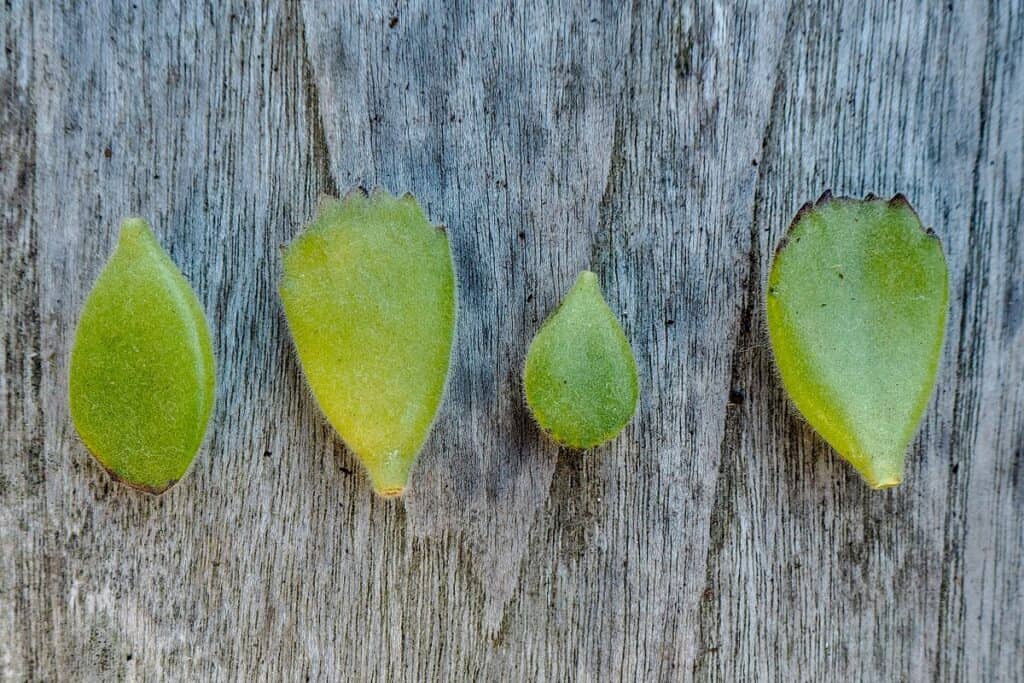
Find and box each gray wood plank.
[696,3,1024,680]
[2,1,43,678]
[1,1,1020,681]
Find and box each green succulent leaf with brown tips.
[766,192,948,489]
[69,218,216,494]
[524,271,638,449]
[279,188,456,498]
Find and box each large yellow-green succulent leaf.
[279,189,456,497]
[766,192,948,489]
[69,219,215,494]
[523,271,638,449]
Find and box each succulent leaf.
[766,193,948,488]
[69,218,215,494]
[524,271,638,449]
[279,188,456,497]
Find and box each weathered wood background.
[2,1,1022,680]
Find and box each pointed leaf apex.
[119,217,153,241]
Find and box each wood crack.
[935,1,998,678]
[295,0,340,199]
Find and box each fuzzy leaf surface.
[766,194,948,488]
[524,271,637,449]
[69,219,215,493]
[279,189,456,497]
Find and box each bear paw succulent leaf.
[766,192,948,489]
[69,218,216,494]
[279,188,456,498]
[524,271,638,449]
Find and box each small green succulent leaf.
[524,271,638,449]
[69,218,215,494]
[279,188,456,498]
[766,192,948,489]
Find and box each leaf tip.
[575,269,600,288]
[118,217,153,242]
[853,450,906,490]
[888,192,910,208]
[343,185,369,201]
[869,477,901,491]
[97,459,178,495]
[375,485,406,499]
[886,193,937,241]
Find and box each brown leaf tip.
[815,189,834,205]
[888,192,911,208]
[885,193,930,234]
[132,479,178,495]
[343,186,369,201]
[377,486,406,499]
[99,461,176,495]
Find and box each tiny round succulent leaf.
[524,271,638,449]
[766,193,948,489]
[279,189,456,498]
[69,218,216,494]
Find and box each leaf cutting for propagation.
[524,271,638,449]
[279,188,456,498]
[69,218,216,494]
[766,192,948,489]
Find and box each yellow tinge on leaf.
[279,188,456,497]
[766,192,948,488]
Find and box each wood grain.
[1,1,1021,680]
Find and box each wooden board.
[2,1,1021,679]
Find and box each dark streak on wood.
[295,0,339,200]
